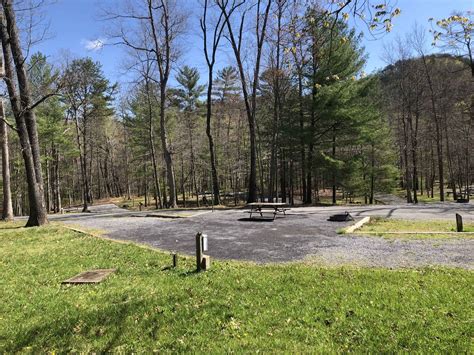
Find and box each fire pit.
[328,212,354,222]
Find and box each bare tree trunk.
[332,128,336,204]
[306,63,318,205]
[52,145,61,213]
[280,150,287,203]
[0,101,13,221]
[146,1,178,208]
[297,73,306,204]
[444,111,456,201]
[257,127,265,201]
[289,158,294,206]
[369,144,375,204]
[465,133,471,201]
[45,148,51,211]
[467,64,474,201]
[419,54,444,201]
[144,161,148,207]
[123,127,131,200]
[268,2,283,202]
[408,110,419,204]
[161,169,168,206]
[102,154,113,198]
[73,112,89,212]
[200,0,223,205]
[96,145,102,200]
[430,137,435,198]
[87,136,94,204]
[434,120,444,201]
[205,68,221,205]
[159,87,177,208]
[150,144,162,209]
[401,111,413,203]
[180,153,186,207]
[189,132,200,208]
[145,80,163,209]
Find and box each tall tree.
[299,7,365,203]
[212,66,242,199]
[201,0,226,205]
[0,2,48,226]
[29,53,70,213]
[127,49,164,209]
[431,12,473,200]
[218,0,272,203]
[105,0,186,208]
[173,66,205,206]
[267,0,287,202]
[63,58,115,212]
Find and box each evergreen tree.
[62,58,115,212]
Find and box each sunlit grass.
[0,222,472,352]
[393,188,466,203]
[356,217,474,239]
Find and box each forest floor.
[1,223,472,352]
[45,202,474,269]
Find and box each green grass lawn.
[0,223,473,352]
[416,194,442,203]
[394,188,438,203]
[393,188,464,203]
[356,217,474,239]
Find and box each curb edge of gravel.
[344,216,371,234]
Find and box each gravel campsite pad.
[49,203,474,269]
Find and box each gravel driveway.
[49,203,474,269]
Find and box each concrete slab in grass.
[62,269,116,284]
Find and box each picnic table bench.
[246,202,289,220]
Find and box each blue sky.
[33,0,472,88]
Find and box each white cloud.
[81,38,105,51]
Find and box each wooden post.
[172,253,178,268]
[456,213,463,232]
[196,232,202,272]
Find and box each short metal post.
[456,213,463,232]
[172,253,178,268]
[195,232,210,272]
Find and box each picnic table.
[246,202,289,220]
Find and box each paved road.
[49,203,474,268]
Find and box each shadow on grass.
[178,269,200,277]
[159,266,199,277]
[0,225,24,230]
[7,299,148,352]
